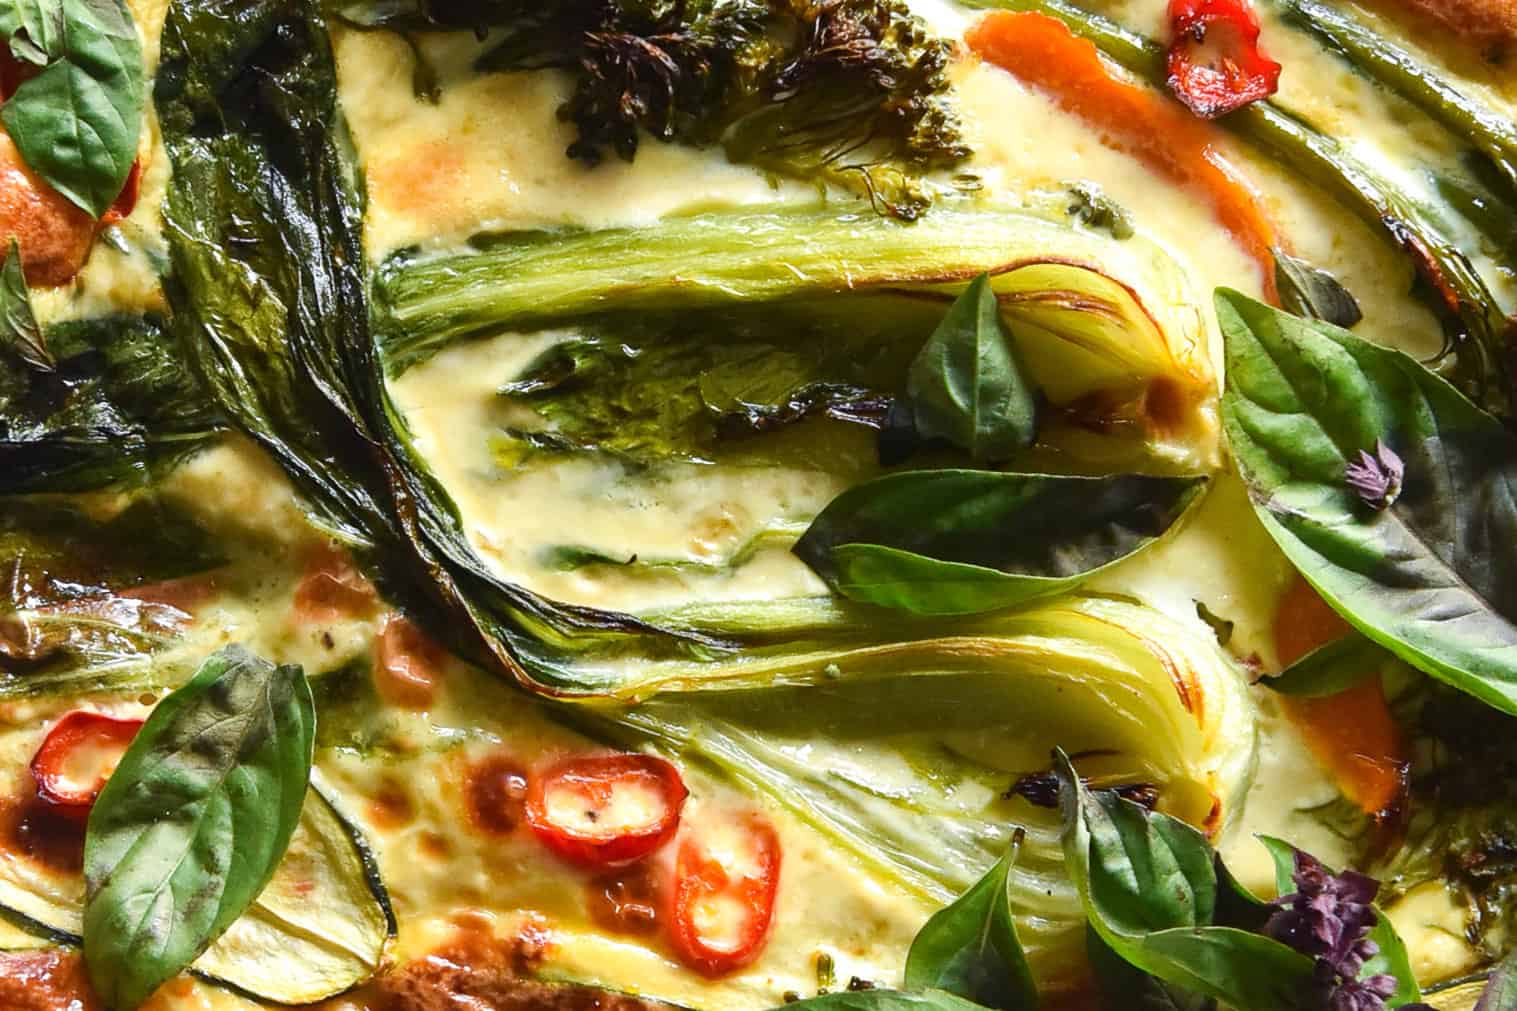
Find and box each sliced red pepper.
[1166,0,1282,118]
[29,711,143,819]
[669,814,781,977]
[526,754,688,867]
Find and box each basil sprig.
[0,238,47,370]
[905,829,1037,1010]
[83,645,315,1010]
[1218,288,1517,715]
[794,469,1206,615]
[1255,837,1420,1009]
[0,0,143,218]
[893,273,1039,463]
[1055,750,1316,1011]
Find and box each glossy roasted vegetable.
[335,0,970,219]
[960,0,1517,421]
[571,595,1259,991]
[0,311,221,495]
[0,769,393,1004]
[379,204,1220,467]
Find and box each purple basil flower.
[1344,440,1404,510]
[1266,849,1403,1011]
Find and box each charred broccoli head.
[339,0,972,219]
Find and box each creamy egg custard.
[1,0,1515,1009]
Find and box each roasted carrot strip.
[965,11,1280,300]
[1272,575,1408,824]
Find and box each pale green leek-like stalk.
[378,204,1218,464]
[568,595,1260,989]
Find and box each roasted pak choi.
[0,0,1515,1007]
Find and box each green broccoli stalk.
[337,0,971,219]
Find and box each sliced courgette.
[0,776,394,1003]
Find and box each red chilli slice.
[526,754,688,867]
[29,711,144,820]
[1166,0,1282,118]
[669,813,781,977]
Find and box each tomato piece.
[373,613,447,710]
[669,814,781,977]
[526,754,688,867]
[1165,0,1281,118]
[29,711,143,819]
[292,542,376,624]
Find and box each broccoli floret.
[339,0,972,219]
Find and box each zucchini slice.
[0,776,394,1003]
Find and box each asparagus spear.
[959,0,1517,418]
[1273,0,1517,197]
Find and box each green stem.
[1271,0,1517,197]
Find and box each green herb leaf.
[905,829,1038,1009]
[1217,287,1517,715]
[0,0,144,218]
[1256,836,1421,1007]
[1271,250,1362,329]
[1086,928,1216,1011]
[1261,633,1383,697]
[0,312,221,494]
[903,274,1038,462]
[82,645,315,1010]
[1476,952,1517,1011]
[0,240,48,370]
[794,470,1206,615]
[776,989,995,1011]
[1066,182,1135,240]
[1054,751,1316,1011]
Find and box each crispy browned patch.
[0,950,101,1011]
[0,128,95,288]
[1365,0,1517,59]
[362,919,673,1011]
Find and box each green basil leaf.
[904,273,1038,462]
[1272,250,1362,329]
[1054,750,1316,1011]
[1477,952,1517,1011]
[1087,928,1216,1011]
[82,645,315,1010]
[1256,836,1421,1007]
[0,239,48,371]
[904,829,1037,1009]
[1,0,144,218]
[1261,633,1384,697]
[794,470,1206,615]
[775,989,995,1011]
[1217,287,1517,716]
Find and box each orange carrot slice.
[965,11,1281,300]
[1272,576,1408,824]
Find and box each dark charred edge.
[311,774,399,938]
[0,901,81,948]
